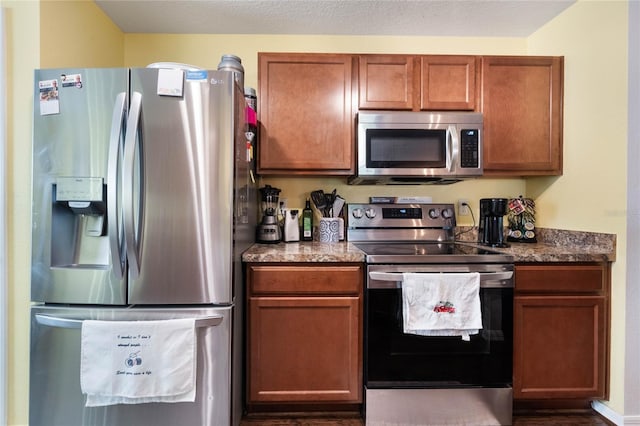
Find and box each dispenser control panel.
[56,177,103,202]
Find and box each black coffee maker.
[478,198,509,247]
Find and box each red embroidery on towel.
[433,301,456,313]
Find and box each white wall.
[0,7,8,426]
[624,0,640,423]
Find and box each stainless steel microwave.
[348,111,483,185]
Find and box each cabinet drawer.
[515,264,606,293]
[248,264,363,295]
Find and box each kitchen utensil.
[332,196,345,218]
[311,190,326,216]
[325,189,337,216]
[324,194,333,217]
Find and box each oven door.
[365,263,513,389]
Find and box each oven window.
[366,129,446,168]
[365,287,513,388]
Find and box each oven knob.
[441,208,454,219]
[428,208,440,219]
[365,208,377,219]
[352,208,364,219]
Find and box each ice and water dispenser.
[50,176,109,268]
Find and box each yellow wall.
[2,1,40,424]
[2,1,123,424]
[527,1,628,413]
[40,0,124,68]
[0,0,629,424]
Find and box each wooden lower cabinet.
[513,263,610,401]
[246,263,363,406]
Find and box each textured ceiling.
[94,0,575,37]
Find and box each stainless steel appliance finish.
[349,111,483,185]
[347,203,514,264]
[30,66,255,426]
[347,203,514,426]
[365,387,513,426]
[30,305,231,426]
[32,67,254,305]
[32,68,129,305]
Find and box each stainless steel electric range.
[347,203,514,426]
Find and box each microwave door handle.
[447,126,457,172]
[107,92,127,280]
[123,91,143,278]
[35,314,224,329]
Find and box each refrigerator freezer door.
[125,69,238,304]
[29,305,232,426]
[31,68,129,304]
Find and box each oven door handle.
[368,271,514,289]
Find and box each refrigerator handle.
[123,91,143,278]
[35,314,224,329]
[107,92,128,280]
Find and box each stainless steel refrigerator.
[30,66,256,426]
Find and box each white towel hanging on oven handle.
[400,272,482,341]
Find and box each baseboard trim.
[591,400,640,425]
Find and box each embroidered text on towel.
[80,318,197,407]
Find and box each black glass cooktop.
[353,242,514,264]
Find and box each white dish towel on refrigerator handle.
[80,318,197,407]
[401,272,482,341]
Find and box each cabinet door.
[258,53,354,174]
[481,56,563,175]
[247,296,361,403]
[513,295,607,399]
[420,55,478,111]
[358,55,415,110]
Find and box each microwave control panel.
[460,129,479,168]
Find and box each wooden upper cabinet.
[481,56,564,176]
[257,53,355,175]
[358,54,478,111]
[359,55,415,110]
[420,55,478,111]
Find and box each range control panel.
[347,203,456,229]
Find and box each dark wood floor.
[240,410,615,425]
